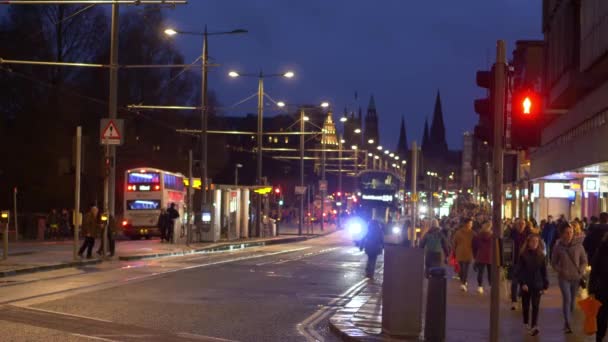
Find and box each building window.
[285,137,289,144]
[268,136,273,143]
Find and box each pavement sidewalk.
[330,262,595,341]
[0,226,337,277]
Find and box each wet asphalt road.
[0,231,370,341]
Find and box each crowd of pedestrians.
[413,207,608,340]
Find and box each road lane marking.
[2,247,311,307]
[71,334,119,342]
[297,277,370,341]
[9,304,115,323]
[177,332,238,341]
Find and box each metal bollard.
[425,267,446,342]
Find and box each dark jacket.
[510,227,530,265]
[473,230,493,264]
[541,222,557,248]
[81,212,99,237]
[362,220,384,256]
[583,223,608,261]
[516,250,549,291]
[167,207,180,228]
[590,236,608,301]
[551,236,588,281]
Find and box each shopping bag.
[578,296,602,336]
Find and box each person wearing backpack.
[420,219,449,275]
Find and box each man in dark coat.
[584,212,608,261]
[166,203,180,243]
[361,219,384,278]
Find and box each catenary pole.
[489,39,506,342]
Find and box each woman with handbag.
[551,223,589,334]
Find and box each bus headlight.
[348,222,362,236]
[391,226,401,235]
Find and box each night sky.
[162,1,542,150]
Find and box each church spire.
[396,116,408,157]
[422,118,430,151]
[429,90,448,153]
[368,94,376,114]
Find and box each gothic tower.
[429,91,448,155]
[364,95,379,145]
[396,116,408,158]
[422,118,430,152]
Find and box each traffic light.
[511,88,543,149]
[474,66,495,145]
[274,187,281,195]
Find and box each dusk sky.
[163,1,542,150]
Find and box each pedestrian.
[47,209,59,240]
[542,215,557,257]
[509,218,531,310]
[166,203,180,243]
[452,218,475,292]
[590,231,608,342]
[516,234,549,336]
[97,215,117,257]
[157,208,169,242]
[419,219,449,275]
[584,212,608,261]
[551,223,588,334]
[60,209,71,239]
[78,205,99,259]
[360,219,384,279]
[473,221,493,294]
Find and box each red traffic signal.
[511,89,543,149]
[274,187,281,194]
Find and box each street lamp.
[354,128,361,134]
[228,69,295,237]
[368,139,374,144]
[377,145,383,150]
[234,163,243,185]
[321,102,330,108]
[340,114,347,122]
[165,26,247,212]
[277,101,286,108]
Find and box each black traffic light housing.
[474,66,495,145]
[510,87,543,149]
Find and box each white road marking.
[297,276,370,341]
[176,332,239,341]
[71,334,119,342]
[7,247,311,307]
[9,304,114,323]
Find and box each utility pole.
[411,141,418,241]
[299,109,305,236]
[256,73,264,237]
[338,137,343,230]
[73,127,81,261]
[188,150,193,245]
[13,187,18,242]
[107,4,119,219]
[490,40,506,342]
[201,27,209,207]
[321,120,326,232]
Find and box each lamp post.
[234,163,243,185]
[228,70,295,236]
[165,26,247,211]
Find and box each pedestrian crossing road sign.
[100,119,124,145]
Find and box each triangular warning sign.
[102,120,121,140]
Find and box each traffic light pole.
[490,40,506,342]
[299,109,305,236]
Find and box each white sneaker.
[460,284,467,292]
[529,326,540,336]
[477,286,484,294]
